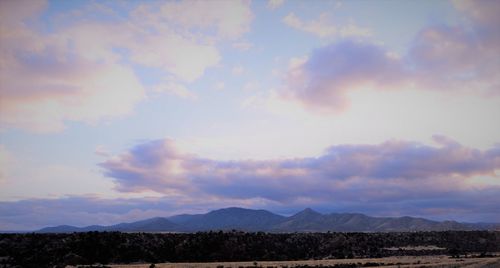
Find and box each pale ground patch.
[105,255,500,268]
[384,246,446,251]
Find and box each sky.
[0,0,499,230]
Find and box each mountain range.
[38,207,500,233]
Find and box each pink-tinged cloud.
[283,12,371,39]
[100,136,500,205]
[408,1,500,94]
[150,0,253,39]
[0,0,253,132]
[283,40,405,112]
[0,1,144,132]
[283,1,500,112]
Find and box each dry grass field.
[107,255,500,268]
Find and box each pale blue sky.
[1,0,499,229]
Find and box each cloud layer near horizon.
[2,185,499,230]
[1,136,499,230]
[91,136,500,225]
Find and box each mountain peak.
[289,208,323,221]
[183,207,285,231]
[208,207,257,215]
[298,208,322,215]
[219,207,251,212]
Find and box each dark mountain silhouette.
[178,207,286,231]
[168,213,203,225]
[273,208,325,231]
[107,217,179,232]
[272,209,473,232]
[39,217,178,233]
[37,207,499,233]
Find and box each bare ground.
[107,255,500,268]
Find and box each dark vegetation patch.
[0,231,498,268]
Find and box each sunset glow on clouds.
[1,0,500,230]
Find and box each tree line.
[0,231,498,268]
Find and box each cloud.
[408,1,500,94]
[99,137,500,216]
[94,145,110,157]
[0,62,146,132]
[242,81,260,92]
[214,81,225,91]
[6,135,497,230]
[278,1,500,113]
[144,0,253,39]
[2,133,500,229]
[232,65,245,75]
[127,34,220,83]
[152,82,198,100]
[282,40,405,112]
[232,41,254,51]
[267,0,285,10]
[0,0,253,132]
[283,12,371,38]
[452,0,500,31]
[0,0,144,132]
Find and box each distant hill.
[37,207,500,233]
[38,217,178,233]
